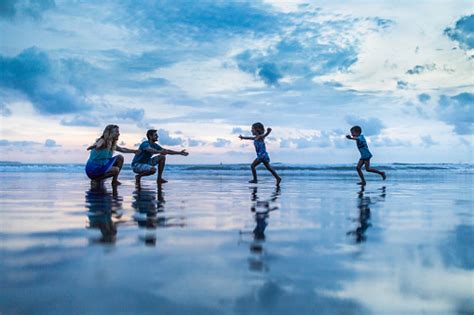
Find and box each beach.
[0,163,473,315]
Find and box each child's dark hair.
[350,125,362,134]
[146,129,158,140]
[252,122,265,135]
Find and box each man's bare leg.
[356,160,366,185]
[157,156,167,183]
[136,167,156,186]
[364,160,386,180]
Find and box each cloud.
[0,0,56,20]
[0,102,12,117]
[213,138,231,147]
[372,137,412,147]
[44,139,61,147]
[60,115,100,127]
[0,139,41,146]
[396,80,408,89]
[231,127,244,134]
[187,139,205,147]
[406,64,436,75]
[437,92,474,135]
[233,13,391,86]
[280,134,332,149]
[0,47,93,115]
[418,93,431,103]
[444,14,474,50]
[157,129,183,146]
[420,135,438,148]
[345,116,385,136]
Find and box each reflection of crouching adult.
[132,129,189,185]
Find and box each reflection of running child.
[346,125,386,185]
[239,122,281,185]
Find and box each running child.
[239,122,281,185]
[346,125,386,185]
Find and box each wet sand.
[0,166,473,315]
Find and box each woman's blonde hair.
[97,124,119,151]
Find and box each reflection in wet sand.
[85,184,125,244]
[347,186,386,243]
[132,185,185,246]
[240,186,281,272]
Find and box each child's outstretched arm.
[256,128,272,140]
[239,134,255,140]
[346,135,357,141]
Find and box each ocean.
[0,163,473,314]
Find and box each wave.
[0,162,472,173]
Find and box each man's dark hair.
[350,125,362,134]
[146,129,158,140]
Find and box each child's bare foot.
[381,172,386,180]
[157,178,168,184]
[248,179,258,184]
[357,181,366,186]
[112,180,122,186]
[276,177,281,186]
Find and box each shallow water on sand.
[0,168,473,315]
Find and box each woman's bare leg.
[112,155,124,185]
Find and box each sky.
[0,0,473,164]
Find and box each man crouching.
[132,129,189,185]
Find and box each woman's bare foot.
[381,172,386,180]
[248,179,258,184]
[357,181,366,186]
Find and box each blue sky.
[0,0,473,163]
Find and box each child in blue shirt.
[239,122,281,186]
[346,125,386,185]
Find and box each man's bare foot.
[276,177,281,186]
[381,172,386,180]
[357,181,366,186]
[157,178,168,184]
[248,179,258,184]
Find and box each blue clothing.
[254,139,270,163]
[85,148,117,179]
[132,141,163,166]
[355,135,373,160]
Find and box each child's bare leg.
[356,160,366,185]
[156,155,167,183]
[263,161,281,186]
[112,155,124,185]
[249,159,261,183]
[364,161,386,180]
